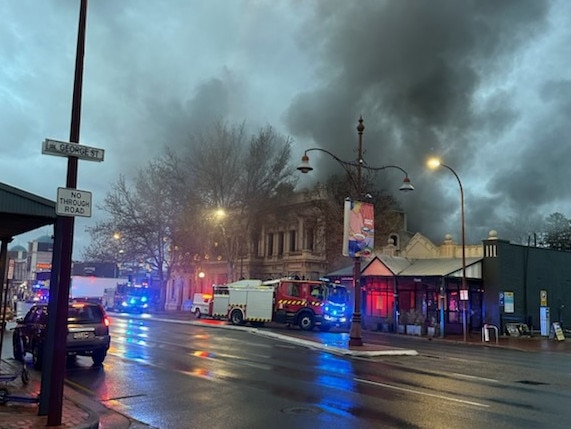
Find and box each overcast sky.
[2,0,570,259]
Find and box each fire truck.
[213,278,349,331]
[102,282,158,313]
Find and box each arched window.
[389,233,399,249]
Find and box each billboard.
[343,200,374,257]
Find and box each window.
[283,282,301,297]
[389,233,399,249]
[278,232,284,256]
[306,228,314,251]
[68,304,104,324]
[310,285,323,300]
[448,290,459,323]
[267,233,274,256]
[289,230,296,252]
[365,281,394,318]
[26,306,47,324]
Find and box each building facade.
[166,188,334,311]
[482,235,571,332]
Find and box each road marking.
[452,373,500,384]
[354,378,489,408]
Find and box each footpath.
[2,312,570,429]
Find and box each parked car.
[12,301,111,369]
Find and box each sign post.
[38,2,95,424]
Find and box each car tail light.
[104,316,110,327]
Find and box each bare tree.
[500,212,544,245]
[85,121,298,288]
[540,212,571,251]
[183,122,298,280]
[84,151,198,307]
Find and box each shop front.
[328,255,483,337]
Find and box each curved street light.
[427,158,467,342]
[297,117,414,346]
[297,147,415,192]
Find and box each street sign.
[540,289,548,306]
[552,322,565,341]
[56,187,92,217]
[42,138,105,162]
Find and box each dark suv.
[13,301,111,369]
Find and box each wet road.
[57,315,571,428]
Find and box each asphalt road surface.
[5,313,571,428]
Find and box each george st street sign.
[42,138,105,162]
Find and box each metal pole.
[459,171,467,342]
[45,0,87,425]
[349,117,365,347]
[442,164,467,342]
[0,238,12,354]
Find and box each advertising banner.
[342,200,375,257]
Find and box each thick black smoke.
[285,0,570,246]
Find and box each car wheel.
[0,388,8,405]
[194,308,201,319]
[298,312,315,331]
[92,350,106,366]
[21,368,30,385]
[230,309,244,325]
[32,343,43,370]
[12,331,24,362]
[66,355,77,367]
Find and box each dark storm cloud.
[286,0,561,245]
[2,0,569,257]
[1,0,305,255]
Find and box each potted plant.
[405,309,425,336]
[426,316,439,337]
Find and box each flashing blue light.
[141,296,148,303]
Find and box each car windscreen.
[68,304,104,324]
[327,285,347,304]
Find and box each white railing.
[482,324,499,344]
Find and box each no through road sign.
[56,187,92,217]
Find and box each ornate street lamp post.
[427,158,467,342]
[298,117,414,346]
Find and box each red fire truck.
[213,278,348,331]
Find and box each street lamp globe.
[427,158,441,169]
[297,155,313,173]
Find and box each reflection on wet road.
[60,315,571,429]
